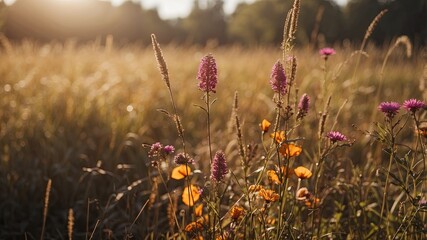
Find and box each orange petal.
[267,170,281,184]
[194,204,203,217]
[294,166,312,179]
[279,144,302,157]
[171,165,191,180]
[182,184,200,206]
[260,119,271,132]
[270,131,286,143]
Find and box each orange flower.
[248,185,263,192]
[230,205,245,220]
[260,119,271,132]
[270,131,286,143]
[171,165,191,180]
[184,221,204,233]
[194,204,203,217]
[258,188,279,203]
[182,184,200,206]
[279,144,302,157]
[267,170,281,184]
[294,166,312,179]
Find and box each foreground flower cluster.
[145,30,426,239]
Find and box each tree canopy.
[1,0,426,47]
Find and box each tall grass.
[0,19,425,238]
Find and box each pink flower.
[319,48,336,59]
[211,151,228,182]
[326,131,347,143]
[197,54,218,93]
[270,60,287,94]
[402,99,425,113]
[378,102,400,119]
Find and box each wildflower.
[260,119,271,133]
[182,184,200,206]
[171,165,191,180]
[148,142,163,158]
[163,145,175,155]
[211,151,228,182]
[194,204,203,217]
[297,93,310,119]
[279,144,302,157]
[197,54,218,93]
[403,99,425,113]
[294,166,312,179]
[326,131,348,143]
[270,131,286,143]
[230,206,245,221]
[258,188,279,203]
[319,47,336,59]
[174,152,194,165]
[184,221,204,233]
[378,101,400,119]
[248,185,263,192]
[267,170,281,184]
[296,187,311,201]
[270,60,287,94]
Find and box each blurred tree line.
[0,0,426,47]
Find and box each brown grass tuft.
[68,208,74,240]
[40,179,52,240]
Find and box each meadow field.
[0,29,426,239]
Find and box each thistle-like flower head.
[403,99,425,113]
[378,102,400,119]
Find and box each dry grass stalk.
[40,179,52,240]
[151,34,170,89]
[148,177,158,209]
[174,115,185,139]
[105,34,114,53]
[68,208,74,240]
[318,96,331,139]
[288,0,300,40]
[363,9,388,43]
[236,114,246,163]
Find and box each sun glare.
[3,0,16,6]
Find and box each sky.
[139,0,349,19]
[1,0,349,19]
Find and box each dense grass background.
[0,39,425,239]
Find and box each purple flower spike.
[270,60,287,94]
[319,47,336,58]
[403,99,425,113]
[197,54,218,93]
[211,151,228,182]
[297,94,310,119]
[378,102,401,119]
[163,145,175,155]
[174,152,194,165]
[326,131,348,143]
